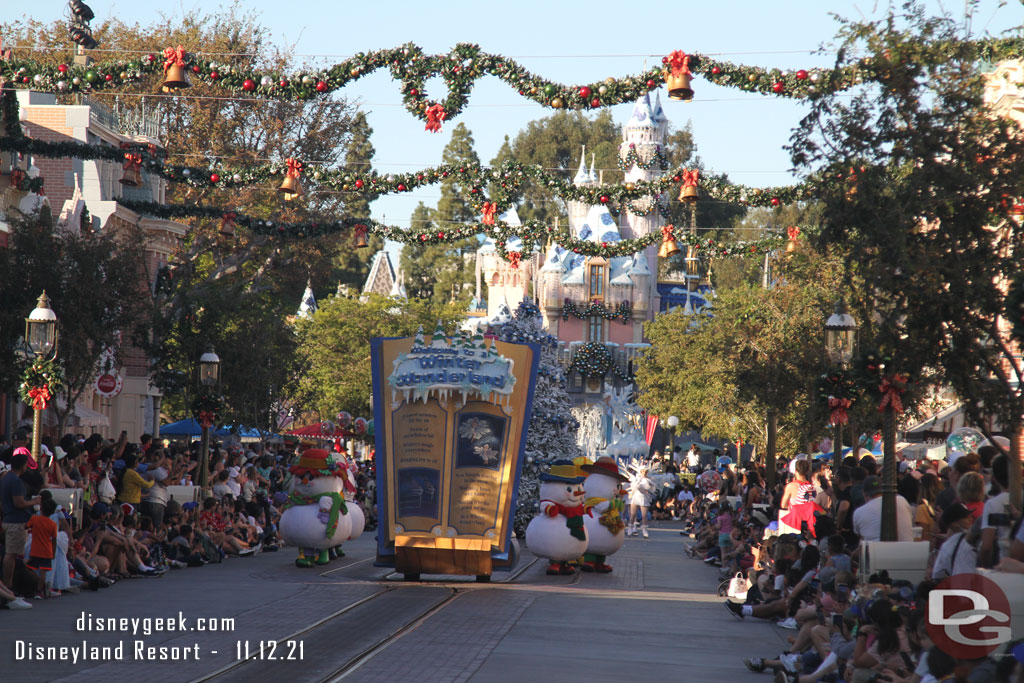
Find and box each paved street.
[1,520,786,682]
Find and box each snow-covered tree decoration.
[494,299,582,537]
[573,404,605,459]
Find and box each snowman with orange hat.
[280,448,352,568]
[580,456,629,573]
[525,459,590,575]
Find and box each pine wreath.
[19,358,65,409]
[191,390,225,427]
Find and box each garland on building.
[568,342,634,382]
[19,358,65,410]
[561,300,631,324]
[616,143,668,171]
[4,39,1022,129]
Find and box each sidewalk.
[0,520,787,682]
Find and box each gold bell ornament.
[677,169,699,204]
[785,226,800,255]
[664,50,694,102]
[658,225,682,259]
[353,224,369,249]
[119,152,142,187]
[278,158,304,199]
[160,46,191,90]
[219,212,237,239]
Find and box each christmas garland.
[190,390,225,428]
[1009,272,1024,347]
[5,38,1024,129]
[19,358,65,410]
[815,370,858,426]
[617,143,668,171]
[856,352,913,415]
[561,300,631,324]
[568,341,634,382]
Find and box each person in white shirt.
[685,446,700,473]
[226,466,242,498]
[852,476,914,542]
[932,502,977,579]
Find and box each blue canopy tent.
[159,419,278,442]
[159,418,205,437]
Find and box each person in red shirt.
[25,499,59,599]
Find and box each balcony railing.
[85,96,162,139]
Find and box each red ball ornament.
[416,174,424,181]
[210,71,220,80]
[796,69,809,80]
[578,86,592,99]
[646,79,656,88]
[770,197,781,206]
[58,64,68,73]
[146,53,155,63]
[315,80,327,92]
[661,56,669,64]
[419,234,427,241]
[711,66,721,75]
[437,232,445,239]
[21,77,28,83]
[772,81,784,93]
[590,97,600,107]
[104,74,113,81]
[354,179,364,189]
[397,183,407,191]
[599,195,609,204]
[242,79,255,91]
[410,88,419,96]
[279,79,288,87]
[192,66,201,73]
[209,173,220,184]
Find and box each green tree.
[0,208,149,435]
[787,3,1024,520]
[333,111,384,289]
[290,294,466,418]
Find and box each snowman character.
[580,456,629,573]
[625,459,655,539]
[279,448,352,568]
[525,459,589,576]
[328,448,365,560]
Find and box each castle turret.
[567,146,594,232]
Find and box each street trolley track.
[192,558,539,683]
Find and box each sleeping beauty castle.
[471,92,711,402]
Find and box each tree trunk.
[881,407,898,542]
[1011,420,1023,514]
[833,421,843,471]
[766,409,777,490]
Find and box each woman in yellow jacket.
[117,453,154,505]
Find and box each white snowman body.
[583,472,625,556]
[340,461,365,541]
[525,480,588,562]
[279,474,352,549]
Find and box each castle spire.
[589,153,598,183]
[573,145,590,185]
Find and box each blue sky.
[23,1,1024,240]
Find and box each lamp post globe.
[25,291,58,360]
[198,345,221,388]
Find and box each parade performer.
[279,448,352,568]
[581,456,629,573]
[525,459,589,575]
[625,459,655,538]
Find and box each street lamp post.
[667,415,679,465]
[197,345,221,493]
[25,292,58,470]
[824,299,857,471]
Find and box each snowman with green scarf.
[280,448,352,568]
[525,459,589,576]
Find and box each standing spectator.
[957,471,986,522]
[932,502,977,579]
[686,445,701,473]
[141,449,169,528]
[915,472,940,541]
[852,476,914,542]
[979,454,1014,568]
[25,498,58,599]
[936,452,980,512]
[2,452,42,590]
[117,454,154,505]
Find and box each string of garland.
[19,358,65,410]
[568,342,634,382]
[616,143,667,171]
[4,38,1022,129]
[561,300,631,324]
[119,199,786,261]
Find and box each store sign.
[93,373,122,398]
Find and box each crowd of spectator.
[0,429,376,611]
[670,444,1024,683]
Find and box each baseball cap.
[90,501,110,517]
[940,502,971,531]
[182,501,199,511]
[751,510,770,527]
[863,476,882,496]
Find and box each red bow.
[787,226,801,241]
[354,223,368,241]
[220,212,236,231]
[28,384,51,411]
[828,397,851,426]
[285,158,303,179]
[163,46,186,72]
[878,374,907,414]
[507,251,522,269]
[198,410,216,429]
[681,169,699,187]
[481,202,498,226]
[10,168,25,188]
[123,152,142,171]
[661,224,676,239]
[424,104,446,133]
[667,50,692,78]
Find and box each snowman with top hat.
[525,459,590,576]
[280,448,352,568]
[580,456,629,573]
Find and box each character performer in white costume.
[625,459,655,539]
[279,449,352,568]
[525,459,589,575]
[580,456,628,573]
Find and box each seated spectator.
[212,470,233,500]
[852,476,913,542]
[931,502,978,579]
[957,470,986,522]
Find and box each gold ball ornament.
[748,74,757,82]
[625,182,635,191]
[551,97,564,109]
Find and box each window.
[589,264,605,299]
[588,316,604,342]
